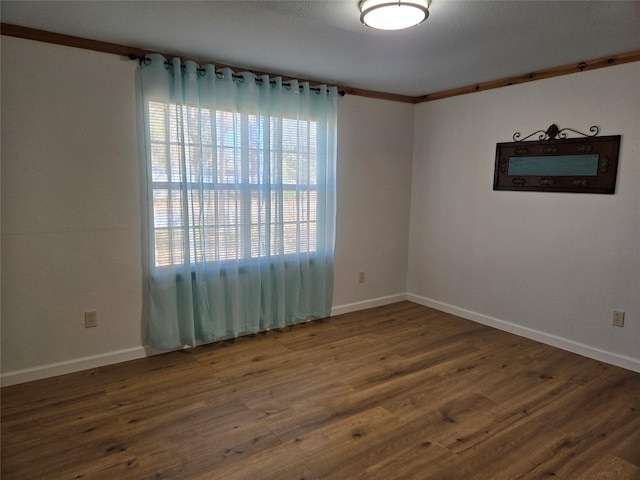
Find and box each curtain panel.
[138,54,337,349]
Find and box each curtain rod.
[129,54,346,96]
[1,23,413,103]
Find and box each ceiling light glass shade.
[359,0,429,30]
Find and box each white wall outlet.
[84,310,98,328]
[612,310,625,328]
[358,271,365,284]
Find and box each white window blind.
[147,101,318,268]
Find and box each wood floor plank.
[580,455,640,480]
[2,301,639,479]
[190,438,320,480]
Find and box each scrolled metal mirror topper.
[513,124,599,142]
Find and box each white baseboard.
[4,293,636,386]
[0,347,150,387]
[1,295,408,387]
[407,293,640,373]
[331,293,408,317]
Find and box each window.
[147,101,319,268]
[139,56,336,348]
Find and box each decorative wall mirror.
[493,124,620,194]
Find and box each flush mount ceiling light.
[359,0,429,31]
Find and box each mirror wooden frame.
[493,131,621,194]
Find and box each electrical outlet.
[358,272,365,284]
[85,310,97,328]
[612,310,625,328]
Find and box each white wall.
[333,95,413,312]
[408,62,640,371]
[1,37,414,384]
[1,38,144,382]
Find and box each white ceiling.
[2,0,640,97]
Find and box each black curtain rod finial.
[128,53,149,65]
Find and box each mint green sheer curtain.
[138,54,337,349]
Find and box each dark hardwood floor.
[2,301,639,479]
